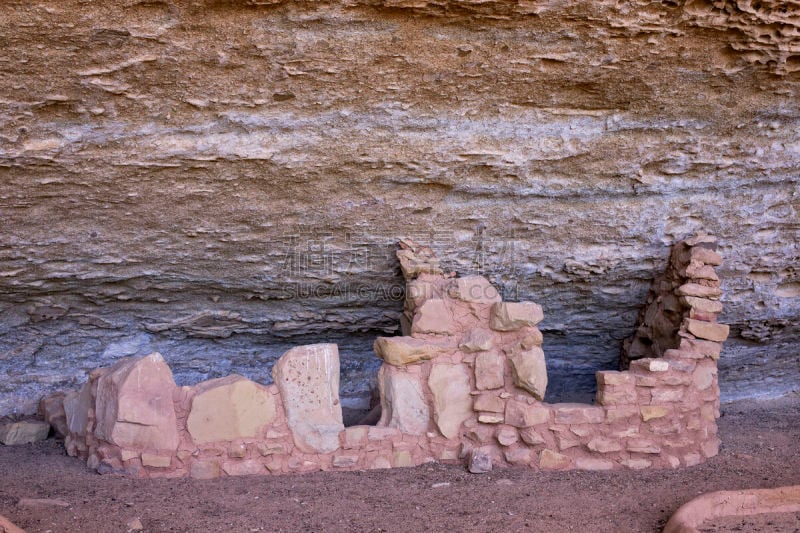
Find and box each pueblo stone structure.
[1,0,799,418]
[41,236,727,477]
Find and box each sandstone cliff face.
[1,0,798,415]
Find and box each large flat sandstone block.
[272,343,344,453]
[93,353,179,452]
[187,375,277,445]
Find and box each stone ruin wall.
[39,236,727,477]
[2,0,800,418]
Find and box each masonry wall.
[40,236,727,477]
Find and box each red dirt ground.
[1,393,799,533]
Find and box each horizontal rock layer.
[1,0,799,414]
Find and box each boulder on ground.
[0,420,50,445]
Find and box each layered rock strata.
[1,0,799,416]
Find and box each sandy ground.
[1,393,799,533]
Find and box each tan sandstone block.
[684,319,730,342]
[679,296,723,314]
[190,460,221,479]
[459,328,495,352]
[575,457,615,471]
[552,404,605,425]
[141,453,172,468]
[473,394,505,413]
[489,302,544,331]
[689,246,722,265]
[411,298,457,335]
[447,276,501,303]
[507,345,548,400]
[341,426,368,449]
[222,460,265,476]
[378,365,430,435]
[679,337,722,360]
[495,427,518,446]
[94,353,179,452]
[586,437,623,453]
[640,405,670,421]
[504,398,550,427]
[187,376,276,445]
[676,283,721,299]
[539,449,571,470]
[596,371,635,386]
[374,336,450,366]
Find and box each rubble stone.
[468,447,493,473]
[0,420,50,445]
[374,336,450,366]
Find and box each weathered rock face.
[0,0,799,414]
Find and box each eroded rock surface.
[0,0,799,414]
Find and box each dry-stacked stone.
[41,235,727,477]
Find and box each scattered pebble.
[17,498,70,508]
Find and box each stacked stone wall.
[41,236,727,478]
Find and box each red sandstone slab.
[664,485,800,533]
